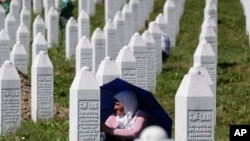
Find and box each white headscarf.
[114,91,138,130]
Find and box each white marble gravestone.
[0,29,11,65]
[199,26,217,54]
[115,46,137,86]
[155,13,168,34]
[96,56,120,86]
[142,30,156,92]
[204,1,217,25]
[163,0,177,47]
[87,0,95,16]
[105,0,116,22]
[33,15,45,39]
[75,36,93,73]
[194,40,217,85]
[20,7,31,31]
[44,0,54,28]
[31,51,53,122]
[79,0,88,17]
[129,0,139,32]
[193,63,215,95]
[22,0,31,11]
[0,60,21,135]
[194,40,217,125]
[0,5,5,30]
[5,12,17,47]
[122,4,133,45]
[202,15,217,34]
[78,10,90,40]
[103,19,117,60]
[148,22,162,74]
[66,17,78,60]
[33,0,42,14]
[32,33,48,64]
[10,0,20,25]
[175,67,215,141]
[69,66,100,141]
[114,11,126,52]
[10,42,28,73]
[128,33,147,90]
[16,24,30,65]
[91,28,106,74]
[47,7,59,48]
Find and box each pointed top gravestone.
[128,33,147,90]
[199,26,217,54]
[114,11,125,52]
[66,17,78,60]
[33,15,45,39]
[115,46,137,86]
[16,23,30,65]
[91,28,106,74]
[5,12,17,47]
[96,56,121,86]
[204,1,217,23]
[10,0,20,25]
[69,66,100,141]
[78,10,90,40]
[10,42,28,73]
[32,33,48,64]
[142,30,156,92]
[148,22,162,74]
[20,6,31,31]
[175,67,215,141]
[103,19,117,59]
[31,51,53,122]
[163,0,177,47]
[0,29,11,65]
[122,4,134,44]
[202,15,217,34]
[47,7,59,48]
[75,36,93,73]
[0,60,21,135]
[155,13,168,34]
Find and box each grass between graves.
[1,0,250,140]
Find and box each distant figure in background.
[101,91,148,141]
[58,0,73,41]
[161,32,171,62]
[0,0,10,15]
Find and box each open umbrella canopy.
[100,78,172,138]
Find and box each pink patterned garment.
[104,110,148,139]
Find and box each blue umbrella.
[100,78,172,138]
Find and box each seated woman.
[101,91,148,141]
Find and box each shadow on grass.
[218,62,238,69]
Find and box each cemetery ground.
[0,0,250,140]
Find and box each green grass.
[1,0,250,140]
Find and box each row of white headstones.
[0,0,217,140]
[175,0,218,141]
[241,0,250,45]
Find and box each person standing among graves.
[161,32,171,62]
[0,0,10,15]
[101,91,148,141]
[58,0,73,41]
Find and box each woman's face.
[114,101,125,116]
